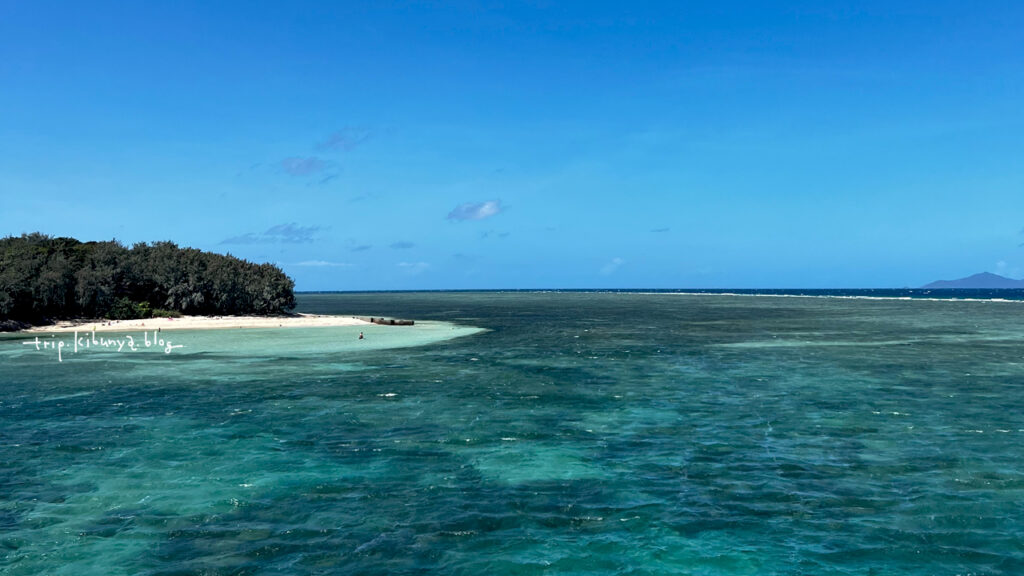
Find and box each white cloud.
[447,199,503,221]
[397,261,430,275]
[294,260,351,267]
[600,257,625,275]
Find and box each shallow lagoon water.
[2,292,1024,574]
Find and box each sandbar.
[23,314,371,333]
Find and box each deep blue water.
[3,291,1024,575]
[303,288,1024,301]
[649,288,1024,300]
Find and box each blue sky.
[2,1,1023,290]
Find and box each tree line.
[0,233,295,326]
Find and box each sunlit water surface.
[2,292,1023,575]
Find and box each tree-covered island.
[0,233,295,330]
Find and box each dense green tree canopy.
[0,233,295,326]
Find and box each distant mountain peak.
[922,272,1024,289]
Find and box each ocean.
[2,291,1024,575]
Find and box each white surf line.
[632,291,1024,304]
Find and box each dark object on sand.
[367,317,415,326]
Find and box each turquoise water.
[2,292,1024,575]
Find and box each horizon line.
[295,287,1020,294]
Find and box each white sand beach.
[24,314,371,333]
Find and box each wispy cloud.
[264,223,322,242]
[281,157,327,176]
[651,227,670,233]
[221,223,322,245]
[294,260,351,267]
[350,244,372,252]
[600,257,625,275]
[220,233,264,245]
[390,241,415,249]
[448,199,503,221]
[397,261,430,275]
[317,127,371,152]
[480,230,511,239]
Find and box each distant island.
[922,272,1024,289]
[0,233,295,331]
